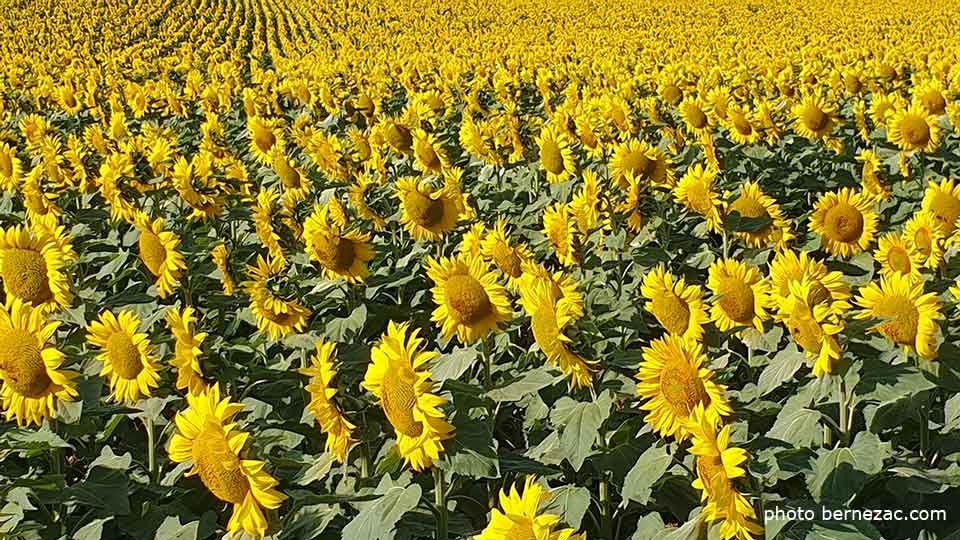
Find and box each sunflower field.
[2,0,960,539]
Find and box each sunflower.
[674,163,723,231]
[856,149,890,202]
[349,174,387,231]
[248,116,284,164]
[686,405,763,540]
[168,385,286,539]
[481,219,532,290]
[244,256,311,341]
[412,128,449,176]
[0,225,73,313]
[921,179,960,236]
[211,244,237,296]
[475,477,585,540]
[395,177,463,242]
[166,306,208,396]
[888,103,942,153]
[0,299,78,426]
[768,249,851,315]
[869,91,899,127]
[904,210,945,269]
[609,139,653,186]
[253,188,288,269]
[87,309,162,403]
[0,142,23,191]
[543,202,578,267]
[724,103,761,146]
[300,340,357,463]
[775,280,846,377]
[853,274,942,360]
[789,93,834,138]
[875,233,923,282]
[362,321,454,471]
[459,222,487,259]
[426,254,513,345]
[640,266,709,343]
[707,259,771,334]
[381,120,414,155]
[303,202,375,284]
[636,334,732,440]
[809,188,879,258]
[914,80,948,116]
[679,96,713,136]
[724,181,794,249]
[569,170,608,237]
[133,212,185,299]
[536,124,576,184]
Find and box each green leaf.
[485,367,558,402]
[545,485,590,529]
[439,414,499,478]
[807,432,889,504]
[90,445,133,471]
[154,516,199,540]
[324,304,367,341]
[769,408,823,446]
[75,518,113,540]
[757,343,805,396]
[631,513,667,540]
[805,521,883,540]
[432,347,478,381]
[64,467,130,515]
[621,443,673,506]
[663,513,705,540]
[557,393,613,471]
[942,394,960,433]
[341,485,422,540]
[724,210,773,233]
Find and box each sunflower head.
[640,265,708,343]
[475,477,585,540]
[395,177,463,242]
[888,103,942,153]
[854,274,942,360]
[707,259,770,334]
[809,188,878,258]
[426,254,513,344]
[87,309,161,403]
[0,225,73,313]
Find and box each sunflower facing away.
[300,340,357,463]
[543,202,578,267]
[0,225,73,313]
[169,384,286,539]
[87,309,162,403]
[244,256,311,341]
[481,219,532,290]
[363,321,454,471]
[426,254,513,345]
[768,249,851,315]
[475,476,585,540]
[0,299,78,426]
[211,244,237,296]
[166,306,208,395]
[775,279,847,377]
[707,259,771,334]
[636,334,732,440]
[303,202,375,284]
[809,188,878,258]
[854,274,942,360]
[536,124,577,184]
[395,177,464,242]
[686,405,763,540]
[134,211,186,299]
[724,181,794,249]
[640,265,709,343]
[519,271,596,388]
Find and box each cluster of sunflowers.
[1,0,960,539]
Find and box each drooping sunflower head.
[922,179,960,236]
[362,321,454,471]
[165,306,208,396]
[543,202,578,267]
[86,309,162,404]
[674,163,723,231]
[395,177,463,242]
[888,103,942,153]
[636,334,732,440]
[168,384,286,539]
[856,149,890,202]
[724,181,794,249]
[133,211,185,299]
[768,249,851,316]
[475,476,585,540]
[706,259,771,334]
[854,274,942,360]
[640,265,708,343]
[809,188,878,258]
[303,203,375,284]
[426,254,513,345]
[777,279,847,377]
[481,219,532,289]
[0,225,73,314]
[0,298,78,426]
[243,255,311,341]
[300,340,357,463]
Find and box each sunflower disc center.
[381,367,423,438]
[106,331,145,380]
[0,328,52,398]
[446,274,492,324]
[2,248,52,305]
[254,127,276,154]
[194,427,250,504]
[139,231,167,277]
[314,233,356,272]
[875,295,920,346]
[540,139,565,174]
[901,115,930,146]
[659,360,709,415]
[405,191,445,228]
[824,202,864,242]
[887,248,913,274]
[717,277,755,324]
[651,292,690,335]
[492,244,522,278]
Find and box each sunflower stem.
[145,416,157,483]
[599,473,612,538]
[836,377,848,445]
[480,338,492,390]
[433,467,448,540]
